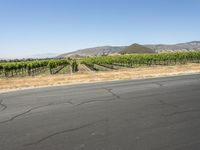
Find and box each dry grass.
[0,63,200,92]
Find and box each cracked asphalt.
[0,74,200,150]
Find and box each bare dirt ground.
[77,64,94,73]
[0,63,200,93]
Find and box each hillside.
[58,46,126,58]
[146,41,200,52]
[58,41,200,57]
[120,44,155,54]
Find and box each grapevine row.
[0,59,71,77]
[82,51,200,69]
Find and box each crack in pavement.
[0,100,74,124]
[75,88,121,107]
[53,100,74,106]
[24,119,106,146]
[0,101,74,124]
[159,100,178,108]
[0,103,55,124]
[165,108,200,117]
[0,99,7,112]
[102,87,121,99]
[155,82,164,87]
[66,100,74,105]
[75,98,116,106]
[0,100,76,124]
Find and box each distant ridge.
[58,46,126,58]
[58,41,200,58]
[146,41,200,52]
[120,44,155,54]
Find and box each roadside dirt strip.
[0,63,200,93]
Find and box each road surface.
[0,74,200,150]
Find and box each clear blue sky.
[0,0,200,58]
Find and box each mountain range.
[146,41,200,52]
[59,41,200,58]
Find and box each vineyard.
[1,51,200,78]
[81,51,200,71]
[0,59,78,77]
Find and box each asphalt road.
[0,74,200,150]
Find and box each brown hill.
[120,43,155,54]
